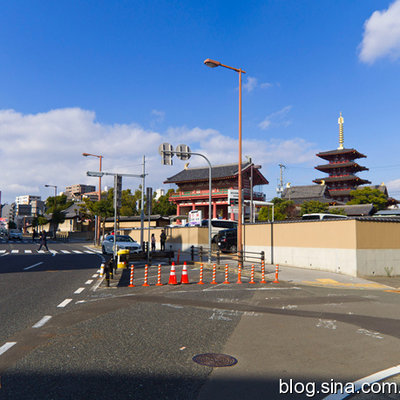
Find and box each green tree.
[347,187,387,211]
[152,189,177,216]
[45,194,73,214]
[300,200,329,216]
[80,189,114,238]
[120,189,139,216]
[258,198,296,221]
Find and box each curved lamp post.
[204,58,246,259]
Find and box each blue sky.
[1,0,400,203]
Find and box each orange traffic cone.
[168,262,178,285]
[180,261,190,284]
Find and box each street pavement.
[0,244,399,399]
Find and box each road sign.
[175,144,191,161]
[159,143,174,165]
[114,175,122,209]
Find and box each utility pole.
[276,164,286,198]
[140,155,145,250]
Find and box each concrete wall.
[243,220,400,277]
[125,219,400,277]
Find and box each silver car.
[101,235,141,255]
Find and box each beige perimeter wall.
[124,220,400,277]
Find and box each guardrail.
[172,245,265,266]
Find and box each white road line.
[37,250,45,253]
[25,250,32,254]
[73,250,83,254]
[49,250,58,255]
[74,287,85,294]
[0,342,17,356]
[61,250,70,254]
[32,315,52,328]
[11,250,19,254]
[91,277,104,292]
[84,250,95,254]
[24,262,44,271]
[57,299,72,308]
[92,274,98,278]
[0,250,6,253]
[1,252,8,257]
[85,280,93,285]
[323,364,400,399]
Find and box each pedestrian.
[38,230,49,251]
[151,233,156,251]
[32,229,36,243]
[160,230,166,251]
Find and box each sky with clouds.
[1,0,400,203]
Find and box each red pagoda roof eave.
[316,148,367,159]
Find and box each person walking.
[32,229,37,243]
[160,230,166,251]
[38,230,49,251]
[151,233,156,251]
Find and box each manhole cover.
[192,353,238,367]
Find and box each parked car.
[301,213,347,220]
[101,235,141,255]
[8,229,23,240]
[201,219,238,243]
[217,228,238,253]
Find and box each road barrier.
[273,264,280,283]
[211,264,217,284]
[156,264,163,286]
[237,263,242,284]
[198,263,205,285]
[260,261,267,284]
[142,264,150,287]
[100,263,105,278]
[249,264,256,284]
[223,264,230,284]
[128,265,135,287]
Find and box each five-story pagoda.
[313,113,370,203]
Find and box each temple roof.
[282,184,334,204]
[314,175,371,185]
[316,148,367,161]
[329,204,375,216]
[164,162,269,185]
[315,161,368,172]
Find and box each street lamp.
[204,58,246,260]
[82,152,103,245]
[44,184,57,203]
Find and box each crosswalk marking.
[0,249,98,255]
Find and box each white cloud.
[359,0,400,63]
[258,105,292,130]
[243,77,258,92]
[386,178,400,193]
[243,77,273,93]
[151,109,165,123]
[0,107,316,203]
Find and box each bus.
[301,213,347,221]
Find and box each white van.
[302,213,347,221]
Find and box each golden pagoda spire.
[338,112,344,150]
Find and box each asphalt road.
[0,242,399,399]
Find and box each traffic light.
[158,143,174,165]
